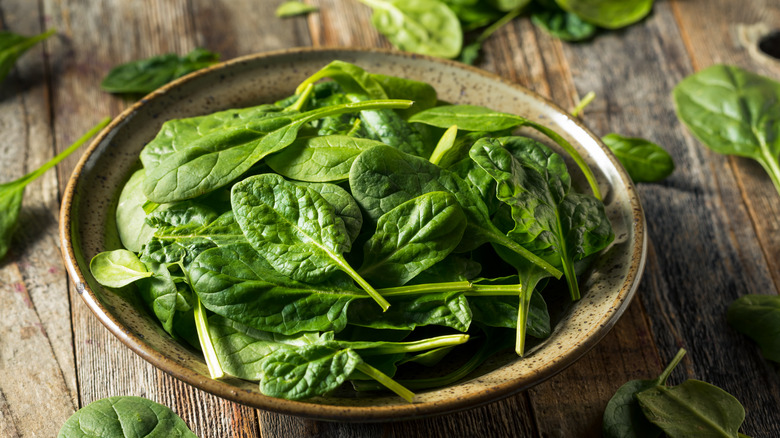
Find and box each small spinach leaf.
[276,1,319,17]
[101,48,220,95]
[294,181,364,244]
[58,396,197,438]
[115,169,159,252]
[90,249,152,288]
[602,133,674,183]
[0,28,55,84]
[530,0,597,42]
[554,0,653,30]
[674,64,780,196]
[727,294,780,363]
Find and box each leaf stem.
[335,256,391,311]
[359,334,470,355]
[492,229,563,279]
[428,124,458,165]
[655,348,686,386]
[289,83,314,112]
[194,298,225,379]
[354,362,415,403]
[571,91,596,118]
[376,281,524,297]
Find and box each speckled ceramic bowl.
[60,48,646,421]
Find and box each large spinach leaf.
[602,133,674,183]
[58,396,196,437]
[294,181,364,244]
[231,173,390,310]
[101,48,220,95]
[0,118,109,260]
[358,0,463,59]
[142,99,412,203]
[0,29,54,84]
[265,135,384,182]
[554,0,653,29]
[674,65,780,196]
[727,294,780,363]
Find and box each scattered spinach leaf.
[602,133,674,183]
[0,28,55,84]
[554,0,653,30]
[674,64,780,196]
[0,117,109,260]
[90,249,153,288]
[531,0,596,42]
[727,294,780,363]
[58,396,197,438]
[276,1,319,17]
[101,48,220,95]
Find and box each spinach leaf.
[360,191,467,287]
[358,0,463,59]
[347,291,472,332]
[295,60,389,99]
[136,260,194,336]
[276,1,319,17]
[554,0,653,30]
[231,173,391,310]
[602,133,674,183]
[727,294,780,363]
[458,2,526,65]
[486,0,529,12]
[530,0,597,42]
[408,254,481,284]
[0,117,109,260]
[444,1,503,32]
[101,48,220,95]
[349,145,563,278]
[294,182,364,244]
[673,64,780,196]
[469,289,551,339]
[409,104,602,199]
[115,169,159,252]
[346,93,430,157]
[90,249,152,288]
[265,135,385,183]
[142,99,411,203]
[370,73,438,117]
[0,29,54,84]
[58,396,197,438]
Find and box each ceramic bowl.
[60,48,646,421]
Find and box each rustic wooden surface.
[1,0,779,436]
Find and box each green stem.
[194,298,224,379]
[759,154,780,198]
[359,334,469,356]
[289,83,314,112]
[428,124,458,166]
[335,255,391,311]
[492,229,563,279]
[655,348,686,386]
[473,4,526,45]
[515,271,546,357]
[376,281,525,298]
[355,362,415,403]
[571,91,596,118]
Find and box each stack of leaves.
[89,60,614,401]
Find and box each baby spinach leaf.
[408,254,482,284]
[409,104,602,199]
[727,294,780,363]
[674,64,780,196]
[137,260,193,336]
[294,182,364,244]
[350,145,563,278]
[360,191,467,287]
[101,48,220,95]
[531,0,597,42]
[90,249,152,288]
[231,173,390,310]
[347,291,472,332]
[295,60,389,99]
[637,380,747,438]
[115,169,159,252]
[469,290,551,339]
[554,0,653,30]
[58,396,197,438]
[370,73,437,117]
[265,135,385,183]
[0,117,109,260]
[358,0,463,59]
[602,133,674,183]
[142,99,411,203]
[276,1,319,17]
[487,0,529,12]
[0,28,55,84]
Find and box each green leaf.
[0,117,109,260]
[231,173,389,310]
[294,181,364,244]
[101,48,220,95]
[276,1,319,17]
[486,0,529,12]
[554,0,653,29]
[259,344,362,400]
[58,396,196,437]
[602,133,674,183]
[90,249,153,288]
[727,294,780,363]
[265,135,385,183]
[360,191,467,287]
[637,380,747,438]
[530,0,597,42]
[0,29,55,84]
[115,169,159,252]
[673,65,780,196]
[603,379,663,438]
[358,0,463,59]
[347,291,473,332]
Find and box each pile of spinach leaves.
[89,60,614,402]
[354,0,655,63]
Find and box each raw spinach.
[0,28,55,84]
[90,249,152,288]
[727,294,780,363]
[554,0,653,29]
[295,182,364,244]
[276,1,319,17]
[674,65,780,196]
[530,0,596,42]
[358,0,463,59]
[602,133,674,183]
[142,99,412,203]
[0,118,109,260]
[459,2,526,65]
[58,396,196,437]
[101,48,220,95]
[115,169,159,252]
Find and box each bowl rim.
[59,46,647,422]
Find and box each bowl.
[59,48,646,421]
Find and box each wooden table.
[1,1,779,436]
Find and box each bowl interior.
[60,48,645,421]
